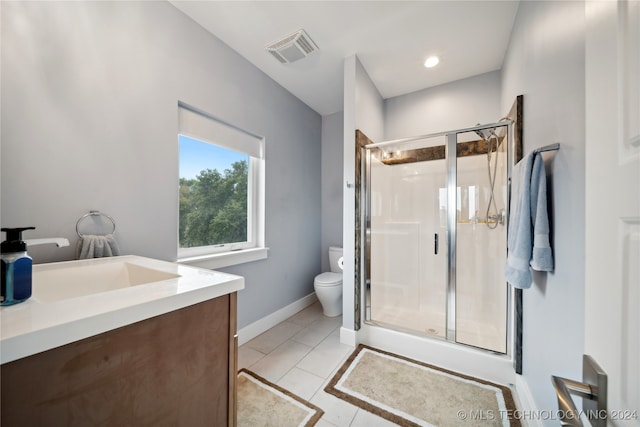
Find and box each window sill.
[178,247,269,270]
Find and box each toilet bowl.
[314,246,343,317]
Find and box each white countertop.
[0,255,244,364]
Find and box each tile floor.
[238,301,399,427]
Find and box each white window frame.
[177,102,267,269]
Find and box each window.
[177,102,266,267]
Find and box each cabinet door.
[1,296,232,426]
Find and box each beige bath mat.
[325,344,521,426]
[237,369,323,427]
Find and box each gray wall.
[501,0,586,415]
[0,1,322,330]
[342,55,385,336]
[355,59,385,144]
[384,70,502,139]
[321,112,344,272]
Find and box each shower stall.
[360,120,514,356]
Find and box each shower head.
[474,125,497,141]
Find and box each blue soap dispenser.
[1,227,36,306]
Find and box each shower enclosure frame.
[360,120,517,357]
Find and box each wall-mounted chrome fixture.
[24,238,70,248]
[534,142,560,154]
[75,210,116,237]
[551,355,607,427]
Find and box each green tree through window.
[178,104,264,262]
[179,138,249,248]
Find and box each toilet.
[314,246,343,317]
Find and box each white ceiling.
[170,1,520,116]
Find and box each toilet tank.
[328,246,343,273]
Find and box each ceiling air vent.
[266,29,319,64]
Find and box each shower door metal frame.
[361,121,514,356]
[445,133,457,341]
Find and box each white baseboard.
[237,293,318,345]
[515,374,542,427]
[340,327,358,347]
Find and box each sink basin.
[32,260,180,302]
[1,255,244,365]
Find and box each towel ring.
[76,210,116,237]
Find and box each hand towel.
[529,154,553,272]
[75,234,120,259]
[505,151,553,288]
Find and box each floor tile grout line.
[243,312,333,352]
[258,334,324,384]
[274,367,327,404]
[272,352,313,384]
[240,337,313,380]
[274,332,329,383]
[241,319,308,355]
[239,302,373,426]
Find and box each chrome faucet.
[24,238,70,248]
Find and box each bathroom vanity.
[0,256,244,426]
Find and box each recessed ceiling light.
[424,56,439,68]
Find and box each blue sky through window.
[179,134,248,180]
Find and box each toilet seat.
[314,272,342,286]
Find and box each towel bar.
[534,143,560,153]
[551,354,607,427]
[76,210,116,237]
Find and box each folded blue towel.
[505,151,553,288]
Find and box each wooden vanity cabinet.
[1,293,238,426]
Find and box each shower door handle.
[434,233,439,255]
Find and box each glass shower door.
[454,131,508,353]
[363,122,510,354]
[366,136,449,338]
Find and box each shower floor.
[368,304,505,353]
